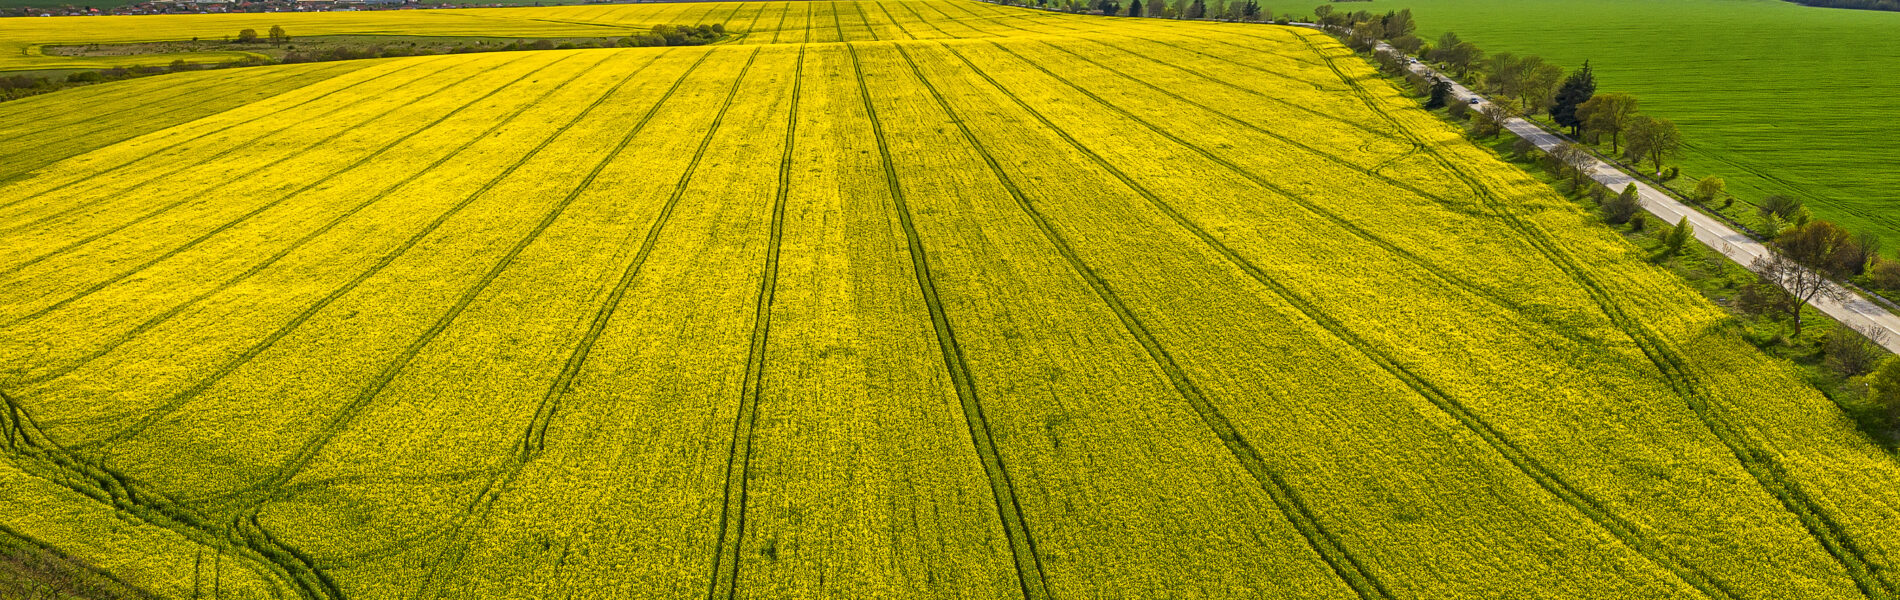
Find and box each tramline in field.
[2,1,1900,599]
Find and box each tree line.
[990,0,1293,23]
[1785,0,1900,11]
[1319,7,1900,432]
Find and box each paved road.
[1378,46,1900,353]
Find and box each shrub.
[1870,257,1900,290]
[1826,326,1886,377]
[1602,183,1641,224]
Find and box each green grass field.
[4,2,1900,598]
[1263,0,1900,244]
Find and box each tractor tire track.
[0,58,473,275]
[1002,40,1603,351]
[908,42,1395,600]
[2,392,335,600]
[871,0,915,38]
[847,42,1051,600]
[948,39,1742,600]
[0,59,434,219]
[242,46,752,508]
[6,55,574,329]
[1302,31,1892,599]
[77,49,695,454]
[14,51,643,389]
[394,48,732,598]
[706,45,802,600]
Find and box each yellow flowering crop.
[2,3,1898,600]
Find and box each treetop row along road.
[1369,36,1900,355]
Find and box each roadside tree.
[1623,115,1681,174]
[1550,61,1595,134]
[1548,142,1595,189]
[1577,92,1638,152]
[1753,220,1860,336]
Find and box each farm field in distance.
[1259,0,1900,246]
[3,1,1900,599]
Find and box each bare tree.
[1825,324,1888,377]
[1548,142,1595,188]
[1751,221,1859,337]
[1751,253,1837,337]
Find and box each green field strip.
[4,54,574,332]
[0,58,427,217]
[1296,33,1900,599]
[845,41,1049,600]
[917,39,1746,600]
[706,44,802,600]
[0,61,331,142]
[900,40,1394,600]
[57,50,706,459]
[4,52,633,390]
[0,58,466,253]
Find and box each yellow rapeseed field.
[3,2,1900,599]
